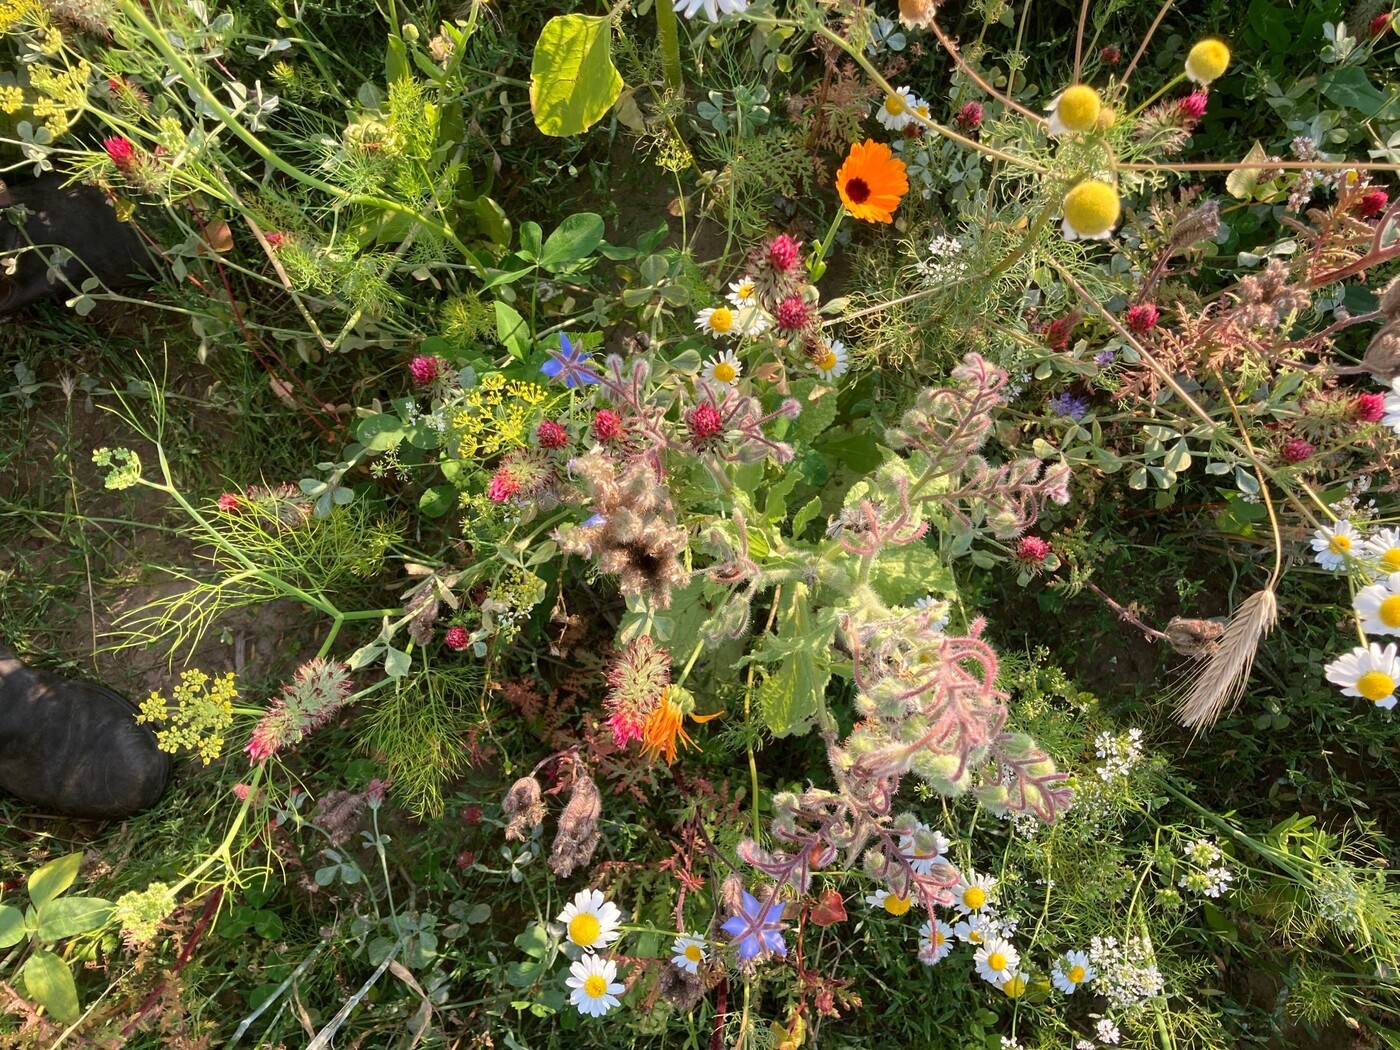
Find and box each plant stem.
[655,0,684,95]
[807,206,846,282]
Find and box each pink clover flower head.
[1281,438,1315,463]
[767,234,803,273]
[536,418,569,449]
[409,354,441,386]
[217,492,241,513]
[1017,536,1051,563]
[954,102,984,131]
[1176,91,1209,124]
[687,402,725,443]
[1126,302,1161,333]
[486,469,520,503]
[103,136,137,173]
[604,635,671,748]
[1354,392,1386,422]
[775,295,810,332]
[444,625,470,651]
[1359,189,1389,219]
[245,659,354,763]
[593,409,624,442]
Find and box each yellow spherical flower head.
[1062,179,1122,241]
[836,139,909,224]
[1047,85,1101,137]
[1186,38,1230,85]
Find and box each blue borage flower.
[540,333,600,389]
[720,889,787,960]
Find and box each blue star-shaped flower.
[539,333,600,389]
[720,889,788,961]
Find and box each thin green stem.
[655,0,684,95]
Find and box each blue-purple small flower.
[721,889,788,961]
[540,333,600,389]
[1047,391,1090,421]
[1094,350,1116,366]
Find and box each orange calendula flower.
[836,140,909,224]
[640,689,722,765]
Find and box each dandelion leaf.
[529,15,622,138]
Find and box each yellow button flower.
[1047,84,1102,136]
[1186,38,1230,85]
[1062,179,1122,241]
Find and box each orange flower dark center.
[845,177,871,203]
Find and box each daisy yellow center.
[1383,548,1400,569]
[1357,670,1396,702]
[713,361,737,383]
[569,914,601,946]
[583,975,608,998]
[816,350,838,371]
[1063,180,1121,237]
[968,929,985,943]
[933,929,945,946]
[1330,534,1353,554]
[915,105,930,119]
[884,95,906,116]
[684,944,703,962]
[962,887,987,910]
[1056,85,1101,132]
[737,283,754,299]
[1068,965,1086,983]
[883,894,912,916]
[845,177,871,204]
[987,951,1008,972]
[708,307,734,333]
[1003,976,1028,998]
[1379,596,1400,628]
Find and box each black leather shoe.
[0,647,170,819]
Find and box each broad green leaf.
[23,950,79,1023]
[539,213,605,271]
[754,584,836,737]
[385,33,410,84]
[0,905,24,948]
[1162,438,1192,474]
[419,484,458,518]
[357,413,405,452]
[28,854,81,911]
[494,300,530,360]
[384,646,412,677]
[869,542,955,606]
[1320,66,1390,117]
[472,196,511,248]
[1226,141,1268,201]
[514,921,549,959]
[36,897,113,942]
[529,14,622,137]
[791,496,823,538]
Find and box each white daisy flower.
[913,595,951,633]
[702,349,742,386]
[670,932,707,974]
[897,821,950,876]
[736,305,771,337]
[917,918,954,965]
[1384,377,1400,435]
[1325,641,1400,710]
[557,888,623,953]
[808,340,849,382]
[672,0,748,22]
[951,870,996,915]
[1311,520,1360,571]
[1051,949,1095,994]
[1364,527,1400,575]
[875,85,917,130]
[696,305,740,339]
[910,97,931,126]
[864,887,914,917]
[566,953,625,1017]
[952,913,994,944]
[1355,571,1400,636]
[974,935,1020,986]
[727,277,759,308]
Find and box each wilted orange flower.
[835,140,909,224]
[640,690,722,765]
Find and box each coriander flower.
[702,349,743,386]
[974,935,1020,985]
[951,870,997,915]
[557,888,623,952]
[864,887,914,917]
[917,918,954,964]
[566,953,625,1017]
[1311,520,1360,570]
[1182,837,1222,866]
[1355,571,1400,635]
[1047,84,1102,136]
[1096,1017,1122,1044]
[808,340,849,381]
[1062,179,1121,241]
[1325,641,1400,709]
[670,932,707,973]
[673,0,748,21]
[1052,949,1095,993]
[696,305,740,338]
[1185,38,1230,85]
[875,85,918,131]
[1364,527,1400,575]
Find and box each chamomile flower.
[953,913,994,945]
[566,953,625,1017]
[1000,972,1029,999]
[917,918,954,964]
[1325,641,1400,709]
[898,821,951,876]
[702,350,742,386]
[735,305,771,337]
[557,888,623,952]
[808,340,849,381]
[1312,520,1360,571]
[974,935,1020,986]
[951,870,997,915]
[1052,950,1096,994]
[910,97,932,125]
[727,277,759,308]
[1364,528,1400,575]
[696,305,740,339]
[1185,38,1230,85]
[1047,84,1102,136]
[1384,376,1400,435]
[875,85,918,130]
[865,887,914,917]
[1355,572,1400,635]
[914,595,952,632]
[670,932,707,974]
[1061,179,1121,241]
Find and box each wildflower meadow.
[3,0,1400,1046]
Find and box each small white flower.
[1355,571,1400,635]
[1383,377,1400,435]
[913,595,951,632]
[566,953,625,1017]
[808,339,849,382]
[875,85,917,130]
[672,0,749,22]
[727,277,759,308]
[952,913,994,944]
[974,935,1020,986]
[1312,519,1360,570]
[557,889,623,952]
[917,917,954,965]
[702,349,742,386]
[897,820,950,876]
[864,887,914,917]
[735,304,771,337]
[1364,527,1400,576]
[1096,1017,1122,1045]
[1202,866,1235,898]
[951,870,997,915]
[1052,949,1096,993]
[696,305,740,338]
[1325,641,1400,710]
[670,932,707,973]
[1183,838,1222,866]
